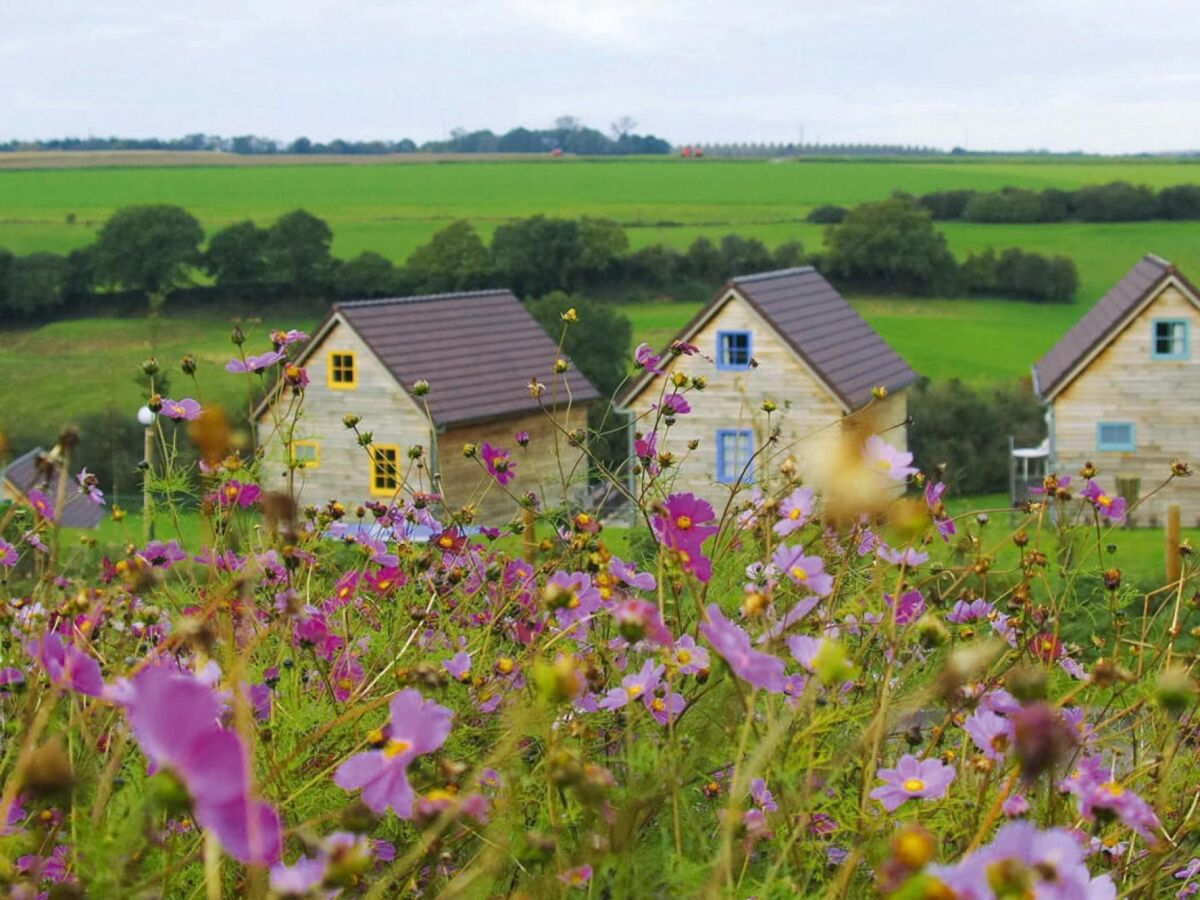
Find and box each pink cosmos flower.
[634,431,660,475]
[514,430,531,447]
[612,598,673,646]
[946,599,992,624]
[270,328,309,348]
[226,351,285,373]
[137,540,187,569]
[558,865,593,888]
[0,538,16,568]
[876,544,929,567]
[480,442,516,486]
[655,392,691,416]
[26,632,104,697]
[217,480,261,509]
[885,589,925,625]
[123,667,282,865]
[863,435,918,481]
[442,651,471,682]
[26,489,54,521]
[771,545,833,597]
[283,363,309,389]
[634,342,665,373]
[333,689,453,819]
[869,754,955,811]
[699,604,786,693]
[1081,480,1127,523]
[75,468,104,505]
[964,708,1013,761]
[671,634,709,675]
[653,493,719,582]
[773,487,814,536]
[160,397,202,421]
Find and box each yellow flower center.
[438,537,454,549]
[902,778,925,792]
[875,458,893,472]
[382,739,411,759]
[790,566,808,582]
[675,515,692,530]
[496,657,514,675]
[224,485,238,499]
[677,650,691,664]
[1097,495,1112,508]
[678,550,691,564]
[651,697,666,712]
[377,580,392,590]
[1102,781,1124,797]
[789,507,802,520]
[626,685,643,698]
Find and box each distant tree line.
[697,142,944,158]
[0,196,1081,321]
[912,181,1200,223]
[0,118,670,157]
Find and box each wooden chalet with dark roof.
[256,289,600,523]
[1033,254,1200,524]
[618,266,918,505]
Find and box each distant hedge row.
[920,181,1200,223]
[0,199,1080,321]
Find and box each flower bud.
[890,825,933,870]
[342,414,361,429]
[180,354,197,375]
[462,443,478,459]
[142,357,160,376]
[554,358,569,374]
[761,399,777,413]
[871,385,889,400]
[230,326,245,346]
[670,371,688,388]
[1080,460,1097,479]
[412,379,430,396]
[561,307,578,322]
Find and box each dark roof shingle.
[1032,255,1174,399]
[2,448,107,529]
[334,290,601,426]
[728,267,918,409]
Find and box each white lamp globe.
[136,406,156,426]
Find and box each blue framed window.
[1151,319,1189,360]
[716,428,753,483]
[716,330,752,370]
[1096,422,1135,452]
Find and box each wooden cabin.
[1,447,106,529]
[1033,254,1200,526]
[617,267,918,507]
[255,289,599,524]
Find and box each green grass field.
[5,155,1200,442]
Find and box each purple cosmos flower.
[771,545,833,597]
[137,539,187,569]
[787,635,822,672]
[876,544,929,567]
[269,854,326,896]
[634,342,665,373]
[928,822,1114,899]
[610,556,656,591]
[225,350,285,373]
[612,598,674,646]
[442,651,471,682]
[863,435,918,481]
[598,659,663,711]
[282,363,309,389]
[773,487,814,537]
[699,604,786,693]
[159,397,202,421]
[644,688,686,726]
[653,493,719,583]
[217,480,261,509]
[545,570,603,633]
[671,634,709,675]
[26,488,54,521]
[1001,793,1030,817]
[333,688,453,819]
[331,651,364,702]
[1075,776,1161,842]
[123,667,282,865]
[75,468,104,505]
[26,632,104,697]
[1030,473,1072,495]
[480,442,516,486]
[655,392,691,416]
[869,754,955,811]
[1080,480,1127,523]
[270,328,309,348]
[750,778,778,813]
[964,708,1013,761]
[946,598,992,624]
[924,480,956,541]
[885,589,925,625]
[0,539,16,568]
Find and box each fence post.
[1166,504,1182,584]
[522,507,537,564]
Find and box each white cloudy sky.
[3,0,1200,153]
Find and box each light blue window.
[1096,422,1135,452]
[716,428,753,483]
[1151,319,1189,360]
[716,330,752,370]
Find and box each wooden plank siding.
[625,292,909,509]
[1053,283,1200,525]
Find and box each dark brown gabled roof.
[1032,255,1177,400]
[2,448,107,529]
[621,267,918,411]
[331,289,601,427]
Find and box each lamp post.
[137,405,156,542]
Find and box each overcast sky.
[4,0,1199,153]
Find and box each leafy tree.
[335,252,397,298]
[527,293,632,398]
[92,205,203,292]
[718,234,772,277]
[962,188,1045,223]
[909,378,1044,493]
[824,196,957,294]
[575,217,628,282]
[7,253,67,315]
[1071,181,1157,222]
[204,221,268,287]
[489,216,581,297]
[404,221,491,293]
[623,244,684,289]
[772,240,806,270]
[917,191,976,220]
[1158,184,1200,220]
[805,204,848,224]
[684,237,722,281]
[263,209,334,294]
[0,248,12,311]
[62,246,95,303]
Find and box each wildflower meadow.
[1,322,1199,899]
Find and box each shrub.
[805,204,848,224]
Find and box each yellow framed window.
[370,445,400,496]
[327,351,357,389]
[291,440,320,468]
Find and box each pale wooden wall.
[258,318,590,524]
[626,292,910,508]
[1053,283,1200,525]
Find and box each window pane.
[720,332,750,367]
[1098,423,1133,449]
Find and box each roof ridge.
[335,288,514,309]
[730,266,816,284]
[1143,252,1173,269]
